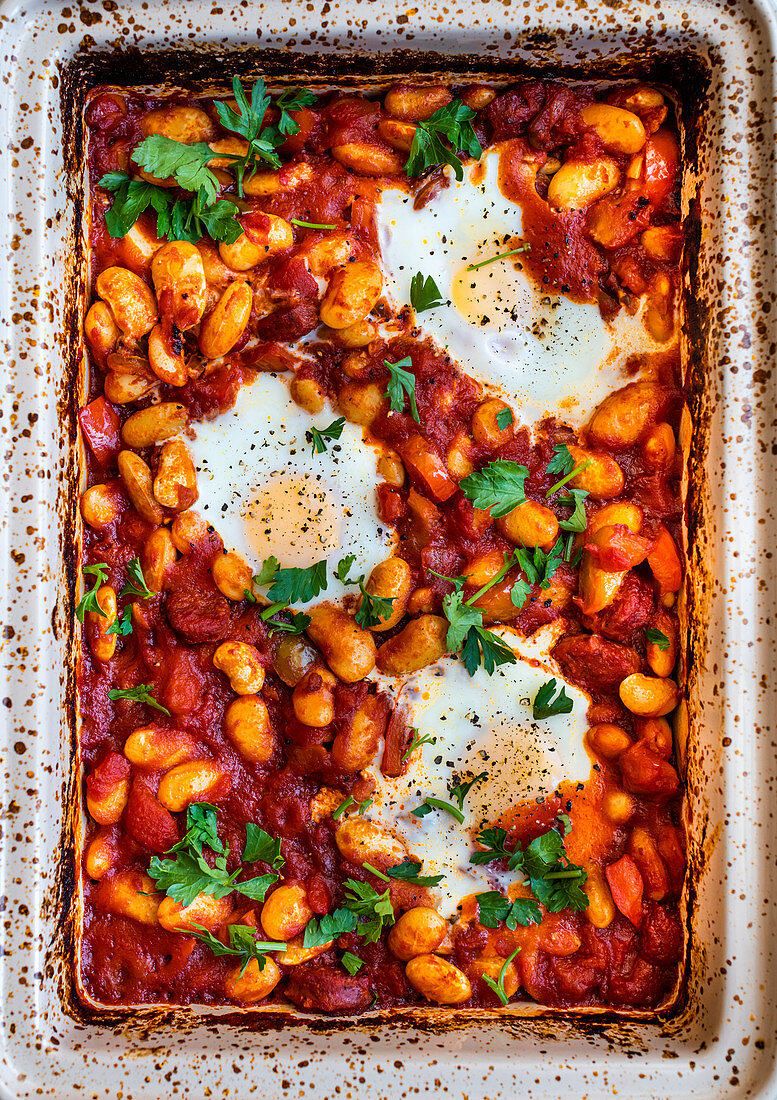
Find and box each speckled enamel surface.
[1,0,777,1096]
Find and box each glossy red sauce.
[79,78,685,1014]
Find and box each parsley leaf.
[148,848,276,907]
[482,946,521,1006]
[409,272,445,312]
[645,627,671,651]
[214,77,316,193]
[291,218,336,229]
[343,878,396,942]
[435,552,520,677]
[449,772,487,810]
[410,796,465,825]
[405,99,482,182]
[557,488,589,533]
[472,821,588,916]
[544,444,593,497]
[243,824,284,869]
[262,560,328,605]
[335,555,359,584]
[190,922,286,976]
[166,194,242,246]
[459,460,530,517]
[308,416,346,455]
[107,684,170,715]
[258,604,311,635]
[384,356,420,423]
[401,727,436,761]
[341,950,364,975]
[532,678,574,720]
[147,848,240,907]
[354,582,395,630]
[380,859,444,888]
[254,556,280,585]
[470,826,512,865]
[99,173,172,238]
[131,136,221,203]
[512,829,588,913]
[332,796,354,819]
[515,540,564,591]
[496,407,514,431]
[546,443,576,477]
[168,803,224,856]
[475,891,542,930]
[99,170,243,245]
[120,557,153,599]
[510,576,532,610]
[302,906,358,948]
[76,562,110,623]
[461,626,517,677]
[106,604,133,636]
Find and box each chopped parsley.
[302,907,358,948]
[255,558,328,604]
[190,923,287,975]
[290,218,335,229]
[354,582,395,630]
[341,950,365,975]
[532,678,574,720]
[409,272,445,312]
[645,627,671,651]
[405,99,482,181]
[106,604,133,636]
[411,796,465,825]
[544,444,592,497]
[308,416,346,455]
[242,824,284,869]
[495,407,514,431]
[120,557,153,600]
[342,878,395,942]
[384,356,420,423]
[466,243,530,271]
[76,562,109,623]
[449,772,488,810]
[169,803,224,857]
[101,77,315,242]
[432,554,522,676]
[401,727,437,761]
[107,684,170,715]
[471,820,588,915]
[475,891,541,930]
[459,460,530,518]
[148,804,278,907]
[482,946,521,1006]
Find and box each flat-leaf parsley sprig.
[470,817,588,916]
[431,553,527,676]
[405,99,482,182]
[100,76,316,243]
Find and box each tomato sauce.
[78,77,686,1015]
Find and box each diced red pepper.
[647,524,682,593]
[643,128,679,209]
[79,396,121,465]
[605,854,645,927]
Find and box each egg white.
[366,622,592,916]
[187,371,395,606]
[376,152,663,428]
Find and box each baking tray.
[2,0,777,1096]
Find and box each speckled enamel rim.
[2,0,777,1096]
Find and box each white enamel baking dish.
[2,0,777,1095]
